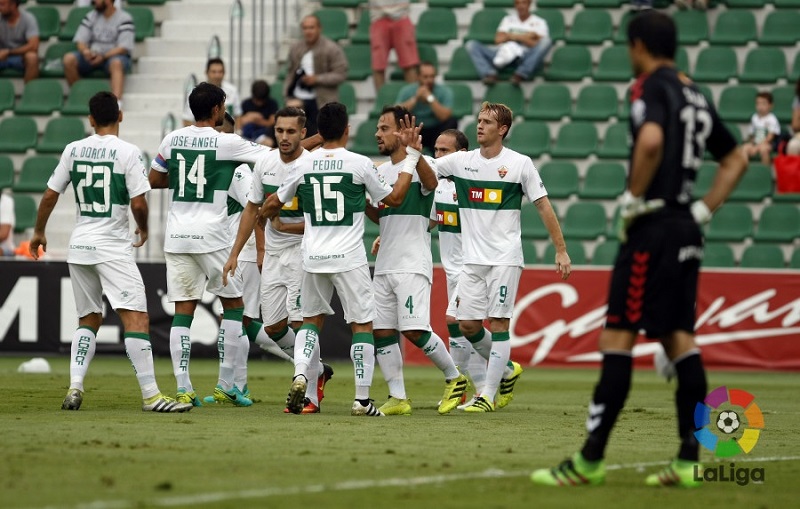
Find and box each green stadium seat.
[676,47,690,74]
[0,156,14,189]
[573,84,618,121]
[597,123,629,159]
[520,201,558,239]
[710,11,757,46]
[34,0,74,4]
[790,248,800,269]
[538,161,578,199]
[693,47,738,83]
[753,204,800,242]
[591,239,619,266]
[606,205,621,237]
[390,43,437,81]
[696,83,715,107]
[550,122,597,158]
[523,83,571,121]
[0,79,13,112]
[463,120,478,149]
[464,9,507,44]
[343,45,372,80]
[12,195,37,233]
[27,6,60,40]
[314,9,348,42]
[693,162,716,199]
[723,0,765,7]
[40,42,77,78]
[739,48,787,84]
[759,11,800,46]
[579,162,626,200]
[13,156,58,193]
[484,83,525,116]
[321,0,363,6]
[774,0,800,6]
[62,80,110,115]
[729,163,772,202]
[506,122,549,158]
[349,122,380,156]
[674,10,708,45]
[37,117,86,154]
[416,9,457,44]
[544,46,592,81]
[59,7,92,41]
[537,0,574,6]
[618,88,631,120]
[772,86,795,124]
[128,6,156,42]
[702,242,736,268]
[740,244,785,269]
[14,79,63,115]
[583,0,625,6]
[450,83,473,119]
[338,82,357,115]
[443,46,480,81]
[594,46,633,82]
[126,0,167,4]
[0,116,37,153]
[705,204,753,241]
[535,9,565,42]
[522,240,539,265]
[429,0,471,6]
[351,10,370,44]
[613,11,634,44]
[792,53,800,83]
[543,240,587,265]
[717,85,757,123]
[368,82,405,118]
[364,218,380,238]
[566,9,613,44]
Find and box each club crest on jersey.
[497,166,508,179]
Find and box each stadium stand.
[740,245,785,269]
[13,156,59,193]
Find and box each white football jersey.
[228,163,257,262]
[250,149,310,254]
[48,134,150,264]
[434,147,547,267]
[374,157,435,282]
[434,178,462,281]
[277,147,392,273]
[151,126,269,253]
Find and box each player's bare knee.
[118,310,149,333]
[78,312,103,331]
[458,320,481,338]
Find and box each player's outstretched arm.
[130,195,148,248]
[29,189,60,260]
[224,201,260,286]
[301,133,323,151]
[535,196,571,280]
[270,216,304,234]
[383,116,423,207]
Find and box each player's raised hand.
[222,256,238,287]
[29,233,46,261]
[133,228,148,248]
[396,114,423,153]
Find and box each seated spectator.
[284,14,347,137]
[63,0,133,107]
[369,0,419,91]
[75,0,120,7]
[787,78,800,156]
[395,62,458,153]
[241,79,278,147]
[0,0,40,82]
[466,0,551,86]
[183,57,241,126]
[0,190,14,256]
[743,91,781,165]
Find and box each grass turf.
[1,356,798,509]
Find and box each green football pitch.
[1,356,797,509]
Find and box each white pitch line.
[23,455,800,509]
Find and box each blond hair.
[480,102,513,139]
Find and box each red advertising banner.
[410,267,800,370]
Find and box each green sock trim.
[353,332,374,345]
[172,313,193,328]
[299,323,320,335]
[447,323,462,338]
[492,331,510,342]
[124,332,150,341]
[245,321,263,342]
[374,333,400,349]
[271,325,290,340]
[222,307,244,321]
[77,325,97,335]
[507,360,514,369]
[465,330,486,344]
[409,330,431,348]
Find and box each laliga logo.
[694,386,765,457]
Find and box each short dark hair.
[317,102,348,141]
[275,106,307,128]
[189,82,226,121]
[419,61,437,72]
[756,91,774,104]
[441,128,469,151]
[89,91,119,127]
[380,105,412,129]
[627,11,677,60]
[251,80,270,101]
[206,57,225,73]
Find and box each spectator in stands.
[63,0,133,107]
[466,0,551,86]
[743,91,781,165]
[241,79,279,147]
[183,57,241,126]
[787,78,800,156]
[0,0,40,82]
[75,0,120,7]
[395,61,458,153]
[369,0,419,91]
[0,190,14,256]
[284,14,347,137]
